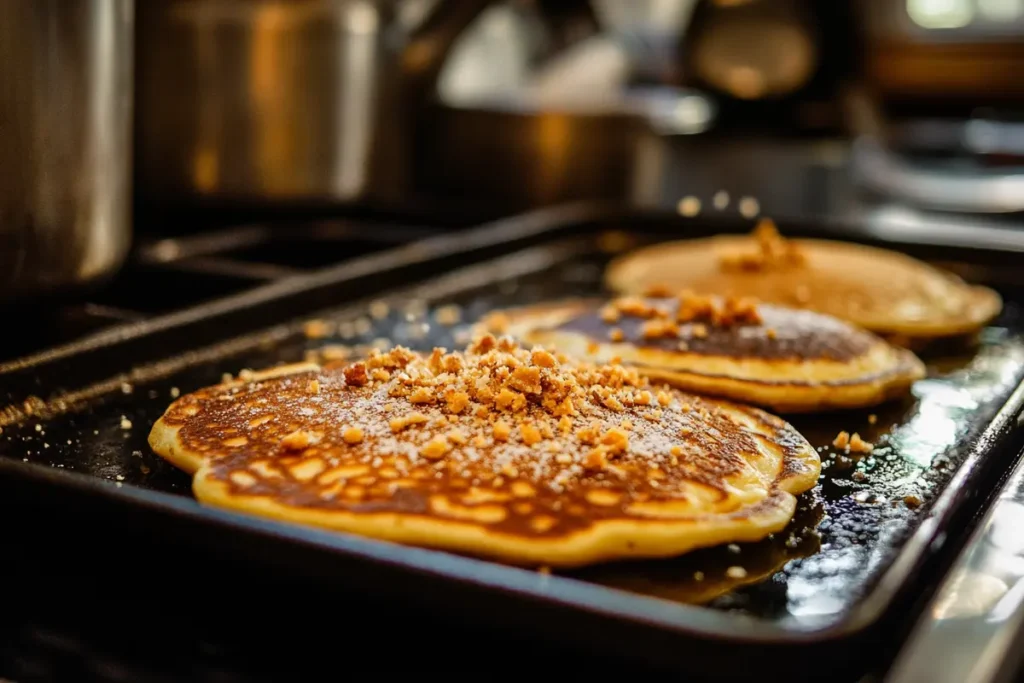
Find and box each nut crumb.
[335,425,363,444]
[434,304,462,326]
[420,438,449,460]
[849,433,873,454]
[725,566,748,579]
[904,494,923,509]
[280,430,315,450]
[521,423,543,446]
[493,421,511,442]
[833,431,850,449]
[303,319,332,339]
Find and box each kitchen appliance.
[0,0,134,303]
[133,0,489,209]
[859,0,1024,103]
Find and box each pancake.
[604,219,1003,341]
[148,337,821,568]
[476,293,925,413]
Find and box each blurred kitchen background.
[4,0,1024,358]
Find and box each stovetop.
[6,137,1024,683]
[1,207,488,365]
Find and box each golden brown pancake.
[476,294,925,413]
[604,219,1002,341]
[148,337,820,568]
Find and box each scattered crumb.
[120,417,133,430]
[342,426,364,444]
[433,304,462,326]
[170,387,180,398]
[833,431,850,449]
[726,566,748,579]
[904,494,923,509]
[724,565,749,581]
[849,433,873,454]
[419,438,449,460]
[868,414,877,425]
[303,319,332,339]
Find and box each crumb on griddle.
[434,304,462,326]
[904,494,923,509]
[849,433,873,453]
[120,417,132,430]
[303,319,332,339]
[833,431,850,449]
[726,566,747,579]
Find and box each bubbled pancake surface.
[604,228,1002,340]
[148,338,820,568]
[478,296,925,413]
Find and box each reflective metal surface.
[887,426,1024,683]
[0,0,134,302]
[851,137,1024,214]
[134,0,488,206]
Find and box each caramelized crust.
[149,339,820,567]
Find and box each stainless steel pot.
[0,0,134,302]
[134,0,489,208]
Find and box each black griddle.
[3,202,1024,682]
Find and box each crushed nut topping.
[185,336,767,522]
[281,430,316,451]
[832,431,850,449]
[602,291,763,343]
[342,426,364,444]
[642,283,674,298]
[718,218,806,272]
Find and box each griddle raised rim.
[2,201,1024,650]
